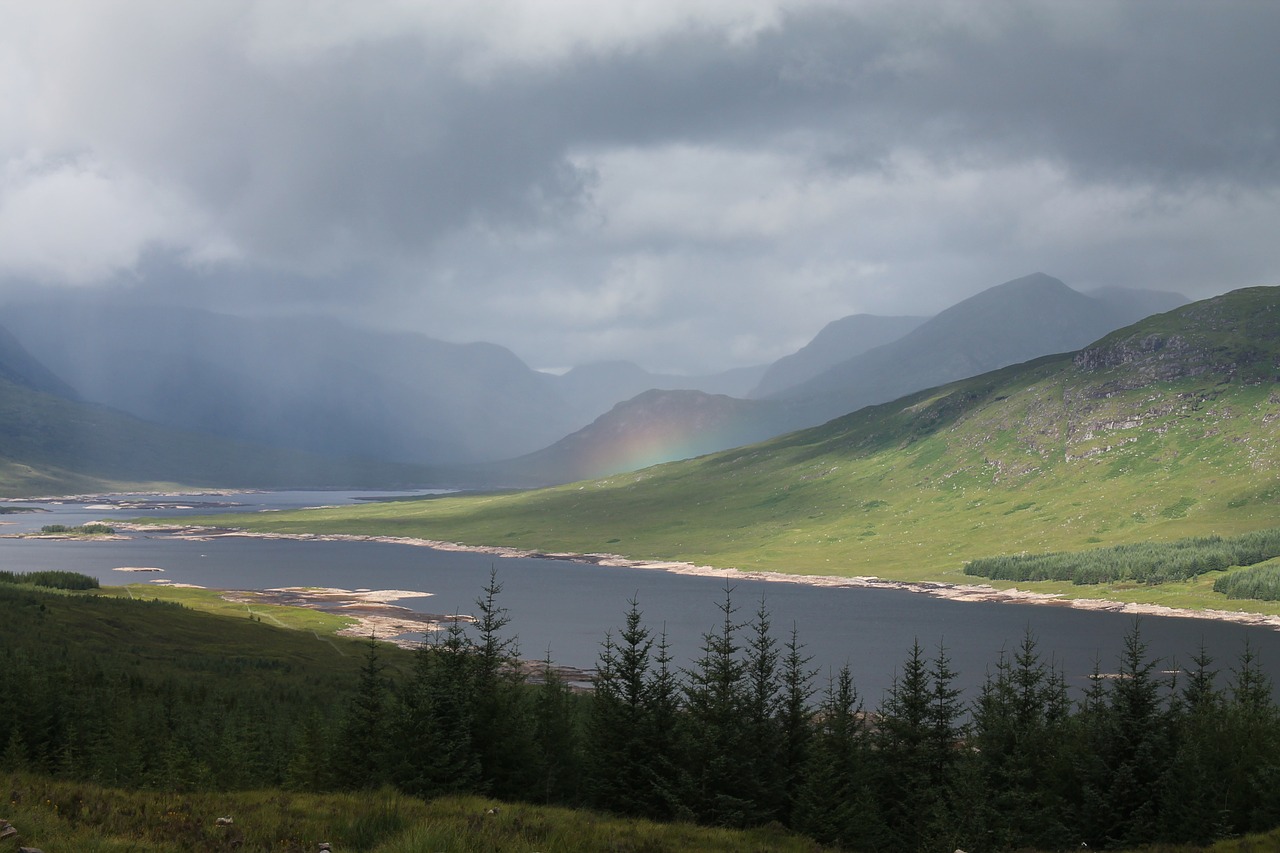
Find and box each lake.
[3,490,1278,702]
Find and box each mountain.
[0,315,440,495]
[491,274,1193,485]
[0,373,437,497]
[0,323,79,399]
[550,360,766,426]
[0,276,1194,479]
[4,300,582,466]
[766,273,1175,421]
[484,388,791,485]
[748,314,927,398]
[235,286,1279,589]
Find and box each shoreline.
[119,522,1280,633]
[140,577,595,682]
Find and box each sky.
[1,1,1278,374]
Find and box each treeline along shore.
[5,569,1280,851]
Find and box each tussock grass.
[1,773,428,852]
[0,774,829,852]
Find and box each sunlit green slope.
[205,287,1280,592]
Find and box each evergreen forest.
[5,573,1280,851]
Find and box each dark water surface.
[3,491,1278,702]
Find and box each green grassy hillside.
[191,287,1280,612]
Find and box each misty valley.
[2,281,1279,852]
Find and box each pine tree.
[395,619,483,797]
[2,727,29,772]
[1158,642,1229,844]
[1072,654,1117,847]
[645,625,687,819]
[531,650,581,804]
[1221,640,1280,833]
[777,623,816,825]
[587,597,683,819]
[336,634,392,789]
[1100,620,1174,847]
[681,584,751,826]
[793,665,877,848]
[972,630,1072,851]
[923,641,968,852]
[739,596,785,823]
[285,712,337,791]
[875,639,933,851]
[469,568,535,799]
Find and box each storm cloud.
[2,0,1278,372]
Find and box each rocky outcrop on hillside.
[1073,287,1280,390]
[1072,332,1208,379]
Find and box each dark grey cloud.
[2,1,1278,372]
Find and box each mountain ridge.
[494,275,1192,484]
[748,313,927,398]
[769,273,1186,413]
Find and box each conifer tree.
[1073,654,1117,847]
[469,569,535,799]
[1159,642,1229,844]
[972,630,1072,850]
[643,624,687,819]
[2,727,29,772]
[336,634,392,789]
[587,597,683,819]
[681,585,751,826]
[1115,622,1174,845]
[875,639,933,851]
[777,622,816,825]
[793,665,878,849]
[285,712,337,792]
[394,621,483,798]
[531,650,582,804]
[739,596,785,822]
[1221,640,1280,832]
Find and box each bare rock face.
[1073,288,1280,390]
[1073,332,1208,382]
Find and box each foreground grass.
[6,771,1280,852]
[0,773,830,853]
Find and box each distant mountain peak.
[749,313,927,398]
